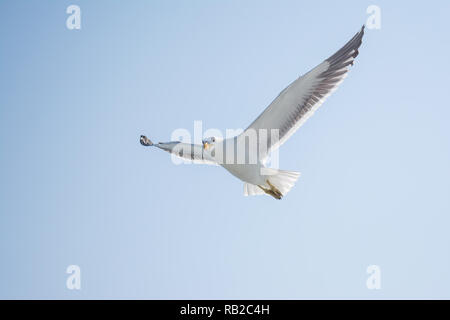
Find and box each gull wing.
[155,141,217,165]
[242,26,365,159]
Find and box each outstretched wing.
[155,142,217,165]
[242,26,365,159]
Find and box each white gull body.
[141,26,365,199]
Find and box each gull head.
[202,136,219,151]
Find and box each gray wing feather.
[155,142,217,165]
[243,26,365,158]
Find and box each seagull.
[141,26,365,199]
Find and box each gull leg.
[258,180,283,200]
[266,180,283,199]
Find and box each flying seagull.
[141,26,365,199]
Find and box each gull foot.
[258,180,283,200]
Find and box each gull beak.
[202,141,210,150]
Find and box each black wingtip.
[140,135,153,146]
[325,25,365,69]
[355,25,365,40]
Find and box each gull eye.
[212,138,215,142]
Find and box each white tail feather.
[243,169,301,197]
[244,182,265,196]
[268,169,301,196]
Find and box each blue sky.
[1,0,450,299]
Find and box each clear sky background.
[1,0,449,299]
